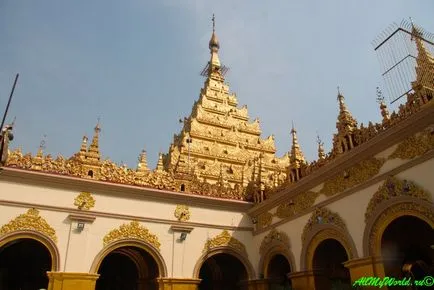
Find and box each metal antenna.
[1,74,19,131]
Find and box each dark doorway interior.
[381,215,434,290]
[267,254,292,290]
[96,246,159,290]
[0,238,51,290]
[312,238,351,290]
[199,253,248,290]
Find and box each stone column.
[157,278,201,290]
[343,256,387,290]
[47,272,99,290]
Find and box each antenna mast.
[1,74,19,130]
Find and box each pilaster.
[169,225,194,277]
[47,272,99,290]
[241,279,269,290]
[64,214,96,272]
[287,270,316,290]
[344,256,387,290]
[157,278,201,290]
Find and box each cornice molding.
[0,167,253,212]
[249,103,434,216]
[0,199,253,232]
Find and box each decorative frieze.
[275,191,318,219]
[319,157,385,197]
[389,126,434,160]
[257,212,273,229]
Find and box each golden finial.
[209,14,220,51]
[317,134,325,160]
[86,120,101,162]
[155,152,164,172]
[337,86,345,104]
[137,147,149,173]
[95,117,101,133]
[376,87,390,122]
[289,122,305,166]
[35,134,46,158]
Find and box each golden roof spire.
[155,152,164,172]
[209,14,220,51]
[410,20,434,92]
[137,148,149,173]
[289,122,305,167]
[86,119,101,163]
[32,135,46,170]
[376,87,390,123]
[336,88,357,134]
[209,14,221,70]
[79,135,88,159]
[317,134,325,160]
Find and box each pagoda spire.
[289,122,305,166]
[79,135,88,160]
[317,134,326,160]
[86,120,101,163]
[333,89,358,154]
[137,148,149,173]
[288,122,306,183]
[410,21,434,95]
[207,14,224,81]
[32,136,46,170]
[155,153,164,172]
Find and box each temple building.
[0,17,433,290]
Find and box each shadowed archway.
[95,245,160,290]
[312,239,352,290]
[198,252,249,290]
[266,254,292,290]
[381,215,434,289]
[0,238,52,290]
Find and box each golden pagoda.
[165,15,289,194]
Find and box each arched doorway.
[199,253,248,290]
[0,238,52,290]
[95,246,160,290]
[267,254,292,290]
[381,215,434,288]
[312,239,351,290]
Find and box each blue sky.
[1,0,433,169]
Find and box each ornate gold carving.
[103,221,161,250]
[0,208,57,243]
[257,212,273,229]
[259,229,290,255]
[275,191,319,219]
[301,207,347,243]
[368,202,434,256]
[203,230,247,254]
[365,177,432,223]
[319,157,385,197]
[389,127,434,160]
[74,191,96,210]
[174,205,190,222]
